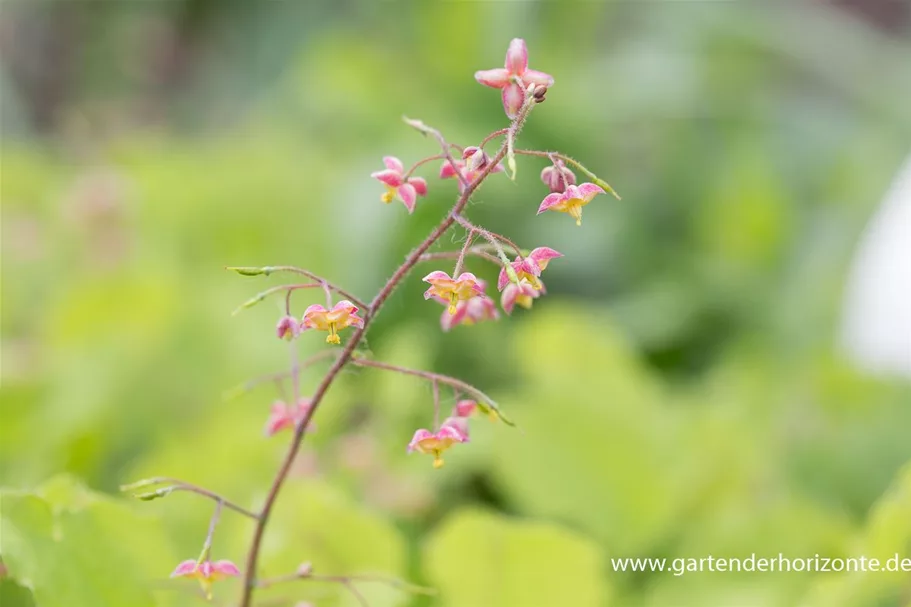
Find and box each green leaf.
[423,509,607,607]
[0,476,178,607]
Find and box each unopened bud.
[296,562,314,577]
[540,161,576,193]
[461,146,489,172]
[276,315,300,341]
[533,85,548,102]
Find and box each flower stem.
[514,149,621,199]
[403,153,446,180]
[239,95,535,607]
[419,249,503,267]
[120,477,259,520]
[227,266,369,310]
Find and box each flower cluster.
[135,37,618,606]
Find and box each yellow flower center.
[432,451,445,468]
[381,187,396,204]
[448,293,459,315]
[326,322,341,344]
[568,203,583,226]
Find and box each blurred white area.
[841,155,911,377]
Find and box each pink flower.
[276,315,300,341]
[537,183,606,226]
[370,156,428,214]
[301,300,364,345]
[440,156,504,192]
[440,294,499,331]
[171,559,240,600]
[264,398,313,437]
[474,38,554,118]
[423,271,484,314]
[496,246,562,291]
[407,421,469,469]
[541,159,576,193]
[501,279,545,314]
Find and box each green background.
[2,1,910,606]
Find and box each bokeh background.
[2,1,910,606]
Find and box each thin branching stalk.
[238,93,537,607]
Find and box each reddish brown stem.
[403,153,446,180]
[419,249,503,267]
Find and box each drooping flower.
[475,38,555,118]
[440,294,499,331]
[540,159,576,193]
[537,183,606,226]
[440,155,504,192]
[264,398,313,437]
[422,271,484,314]
[501,278,545,314]
[370,156,428,214]
[454,399,499,422]
[496,246,562,291]
[301,300,364,345]
[276,315,300,341]
[171,559,241,600]
[407,421,469,469]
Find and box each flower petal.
[455,400,477,417]
[213,561,241,577]
[523,69,554,88]
[397,183,417,213]
[440,303,467,332]
[423,270,452,283]
[370,169,403,188]
[501,81,524,119]
[439,160,461,179]
[505,38,528,74]
[537,192,564,214]
[383,156,404,173]
[474,67,510,89]
[171,560,198,578]
[332,300,358,314]
[577,182,606,201]
[408,429,434,452]
[529,247,563,265]
[408,176,428,196]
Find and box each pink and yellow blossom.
[264,398,313,437]
[501,279,545,314]
[301,300,364,345]
[171,559,240,600]
[422,271,484,314]
[407,422,469,469]
[475,38,554,118]
[537,183,606,226]
[496,246,562,291]
[370,156,428,214]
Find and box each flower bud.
[276,315,301,340]
[540,161,576,193]
[533,85,548,102]
[296,562,314,577]
[461,146,489,172]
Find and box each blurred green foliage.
[2,1,911,606]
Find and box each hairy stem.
[514,149,621,199]
[419,249,503,267]
[239,95,535,607]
